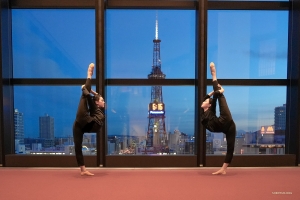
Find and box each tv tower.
[146,16,167,152]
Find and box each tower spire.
[155,14,158,40]
[146,14,167,152]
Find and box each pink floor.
[0,167,299,200]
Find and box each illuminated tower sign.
[146,16,167,151]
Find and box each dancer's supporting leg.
[73,97,95,175]
[212,94,236,175]
[212,121,236,175]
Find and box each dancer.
[201,62,236,175]
[73,63,105,176]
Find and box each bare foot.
[81,171,94,176]
[210,62,216,76]
[212,169,226,175]
[87,63,95,78]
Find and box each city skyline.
[14,103,286,139]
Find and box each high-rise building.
[39,114,54,139]
[146,17,167,152]
[14,109,24,144]
[274,104,286,135]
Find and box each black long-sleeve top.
[82,86,105,127]
[201,108,223,132]
[91,106,105,126]
[201,95,223,132]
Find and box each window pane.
[205,86,286,156]
[106,10,195,79]
[208,10,288,79]
[12,9,95,78]
[106,86,195,155]
[14,86,97,156]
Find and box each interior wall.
[1,0,14,166]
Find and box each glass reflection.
[12,9,95,78]
[208,10,288,79]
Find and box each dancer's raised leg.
[210,62,222,93]
[210,62,217,81]
[87,63,94,79]
[85,63,94,92]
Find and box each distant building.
[168,130,181,153]
[54,136,73,146]
[244,131,257,144]
[234,136,244,154]
[24,138,45,151]
[39,114,54,139]
[14,109,24,144]
[259,125,274,144]
[107,136,119,155]
[39,114,54,148]
[206,140,213,154]
[274,104,286,135]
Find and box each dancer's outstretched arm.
[90,89,98,96]
[208,90,214,97]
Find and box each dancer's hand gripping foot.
[218,84,224,94]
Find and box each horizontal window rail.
[10,0,289,10]
[9,78,289,86]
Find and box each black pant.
[212,80,236,164]
[73,78,101,166]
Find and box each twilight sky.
[12,9,288,138]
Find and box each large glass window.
[207,10,288,156]
[106,86,195,155]
[14,86,97,155]
[207,10,288,79]
[205,86,286,155]
[8,2,292,167]
[12,9,95,78]
[106,9,196,156]
[12,9,96,155]
[106,10,195,79]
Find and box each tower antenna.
[146,13,167,153]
